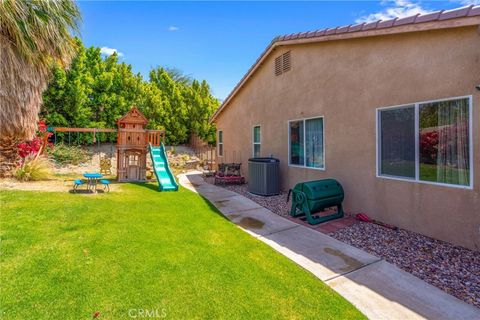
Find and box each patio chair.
[99,179,110,192]
[73,179,84,193]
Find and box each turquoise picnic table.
[83,173,103,193]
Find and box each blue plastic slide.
[149,143,179,191]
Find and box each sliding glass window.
[379,106,415,178]
[418,98,470,186]
[289,117,324,169]
[377,97,471,188]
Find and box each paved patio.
[286,213,359,234]
[178,172,480,320]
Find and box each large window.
[217,130,223,157]
[253,126,261,157]
[377,96,472,188]
[289,117,324,169]
[379,106,416,178]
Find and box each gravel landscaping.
[330,223,480,308]
[205,179,291,216]
[207,180,480,308]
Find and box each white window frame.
[287,116,325,170]
[252,125,261,157]
[376,95,473,190]
[217,130,223,157]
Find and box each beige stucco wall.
[215,26,480,250]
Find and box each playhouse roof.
[117,107,148,125]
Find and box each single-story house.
[211,6,480,250]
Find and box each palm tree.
[164,67,193,86]
[0,0,81,177]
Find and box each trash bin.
[248,157,280,196]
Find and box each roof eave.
[210,15,480,123]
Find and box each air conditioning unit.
[248,157,280,196]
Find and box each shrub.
[15,155,52,181]
[17,136,44,158]
[17,120,53,159]
[47,144,91,165]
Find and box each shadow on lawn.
[179,174,232,222]
[69,189,107,194]
[130,181,159,192]
[125,179,230,221]
[198,193,231,221]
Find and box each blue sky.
[77,1,475,99]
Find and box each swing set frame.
[47,108,165,182]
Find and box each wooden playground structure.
[116,108,163,182]
[49,107,165,182]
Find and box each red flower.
[17,121,51,161]
[38,120,47,133]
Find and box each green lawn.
[0,184,364,319]
[381,161,469,186]
[419,163,469,186]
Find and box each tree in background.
[184,79,219,143]
[164,67,193,86]
[41,40,219,145]
[0,0,81,177]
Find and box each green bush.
[15,156,52,181]
[47,144,91,165]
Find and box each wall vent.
[282,51,291,72]
[274,51,291,76]
[274,56,283,76]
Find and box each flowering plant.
[17,121,53,160]
[419,122,468,165]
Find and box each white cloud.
[457,0,480,5]
[355,0,433,23]
[168,26,179,32]
[100,46,124,57]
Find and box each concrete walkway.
[178,172,480,320]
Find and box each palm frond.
[0,0,81,140]
[0,0,81,68]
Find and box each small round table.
[83,173,104,193]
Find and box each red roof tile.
[394,14,419,26]
[315,29,327,37]
[362,21,379,30]
[440,5,473,20]
[415,11,443,23]
[469,6,480,16]
[348,23,365,32]
[326,28,337,35]
[377,18,397,29]
[273,5,478,42]
[336,25,351,34]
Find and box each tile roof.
[211,5,480,121]
[270,5,479,43]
